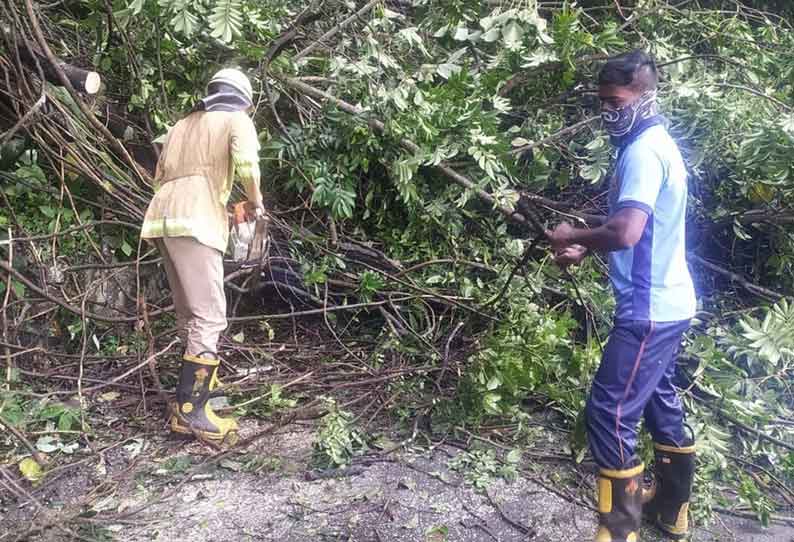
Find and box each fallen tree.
[1,0,793,531]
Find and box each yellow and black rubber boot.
[203,350,225,398]
[595,462,644,542]
[170,354,238,441]
[644,440,696,539]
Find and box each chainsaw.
[231,202,270,288]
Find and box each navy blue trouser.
[586,319,690,469]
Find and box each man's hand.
[546,222,576,252]
[232,200,264,225]
[243,200,264,221]
[553,244,588,268]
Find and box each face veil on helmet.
[208,68,254,103]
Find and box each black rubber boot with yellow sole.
[169,354,238,441]
[595,462,644,542]
[644,440,695,539]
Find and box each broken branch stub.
[16,41,101,95]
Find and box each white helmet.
[208,68,253,103]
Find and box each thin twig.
[435,321,464,388]
[2,227,13,387]
[700,399,794,452]
[0,417,48,466]
[713,506,794,526]
[0,93,46,144]
[219,371,315,411]
[484,489,536,537]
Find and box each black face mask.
[601,90,659,138]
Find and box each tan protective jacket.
[140,110,262,253]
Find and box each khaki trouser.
[155,237,226,357]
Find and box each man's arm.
[231,115,264,212]
[550,143,662,254]
[547,207,649,253]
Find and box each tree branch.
[262,0,323,139]
[687,253,785,300]
[294,0,381,62]
[507,116,599,156]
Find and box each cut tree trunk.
[16,41,101,94]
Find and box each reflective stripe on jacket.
[141,110,262,253]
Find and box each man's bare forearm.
[548,208,647,254]
[565,223,632,252]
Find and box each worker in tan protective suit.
[141,68,263,441]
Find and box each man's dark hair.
[598,49,658,91]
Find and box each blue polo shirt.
[608,125,696,322]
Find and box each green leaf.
[0,396,23,425]
[11,280,25,298]
[481,27,500,42]
[209,0,243,43]
[425,524,448,541]
[436,63,461,79]
[780,113,794,135]
[483,392,501,414]
[501,20,524,50]
[585,137,606,151]
[39,403,65,420]
[170,6,198,36]
[505,449,521,464]
[505,239,523,258]
[58,410,78,431]
[305,267,327,285]
[160,455,193,474]
[486,375,501,390]
[120,240,133,257]
[579,163,605,183]
[128,0,146,15]
[433,24,449,38]
[36,435,59,453]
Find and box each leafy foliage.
[466,300,599,419]
[731,298,794,367]
[313,397,368,468]
[448,447,519,490]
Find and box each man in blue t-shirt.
[547,50,697,542]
